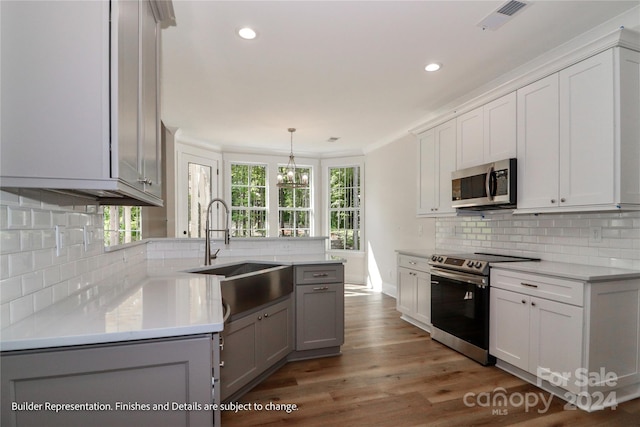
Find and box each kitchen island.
[0,253,345,427]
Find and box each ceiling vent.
[477,0,530,31]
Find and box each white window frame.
[323,156,365,254]
[223,152,320,237]
[229,161,269,237]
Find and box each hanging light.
[276,128,309,188]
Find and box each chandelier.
[276,128,309,188]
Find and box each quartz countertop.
[490,260,640,282]
[0,255,344,352]
[395,249,433,258]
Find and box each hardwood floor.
[221,285,640,426]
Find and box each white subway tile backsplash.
[436,211,640,270]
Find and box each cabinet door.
[417,129,437,215]
[436,119,457,214]
[529,297,583,394]
[559,49,615,207]
[490,288,530,371]
[115,0,143,190]
[456,107,484,169]
[0,337,213,427]
[140,0,161,198]
[517,74,560,209]
[296,283,345,351]
[220,313,260,400]
[397,267,417,315]
[260,298,293,367]
[484,92,516,162]
[414,271,431,326]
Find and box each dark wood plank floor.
[221,285,640,426]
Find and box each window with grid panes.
[329,166,361,250]
[230,163,268,237]
[278,166,312,237]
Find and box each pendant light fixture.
[276,128,309,188]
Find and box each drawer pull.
[521,300,526,304]
[409,261,417,265]
[313,286,330,291]
[521,282,538,288]
[312,273,329,277]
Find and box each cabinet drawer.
[491,269,584,306]
[398,254,431,273]
[295,264,344,284]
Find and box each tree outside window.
[329,166,361,250]
[230,163,267,237]
[103,206,142,246]
[278,166,311,237]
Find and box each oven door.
[430,267,489,350]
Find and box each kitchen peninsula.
[0,238,345,427]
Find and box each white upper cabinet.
[0,0,173,206]
[417,118,456,216]
[456,92,517,169]
[517,47,640,213]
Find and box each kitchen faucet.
[204,198,230,265]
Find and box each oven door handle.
[430,267,487,288]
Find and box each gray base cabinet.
[1,335,216,427]
[220,296,293,401]
[294,265,345,351]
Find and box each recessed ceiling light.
[425,63,441,72]
[238,27,257,40]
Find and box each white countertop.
[395,249,433,258]
[490,260,640,282]
[0,256,344,352]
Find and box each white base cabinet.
[490,267,640,410]
[396,254,431,331]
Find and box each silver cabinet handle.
[313,286,330,291]
[312,272,329,277]
[220,361,225,368]
[264,313,269,318]
[521,282,538,288]
[409,261,417,265]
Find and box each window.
[103,206,142,246]
[230,163,267,237]
[278,166,312,237]
[329,166,361,250]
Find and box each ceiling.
[161,1,639,156]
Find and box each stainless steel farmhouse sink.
[192,263,293,320]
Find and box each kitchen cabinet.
[396,254,431,331]
[294,265,345,353]
[490,266,640,410]
[490,287,583,394]
[219,296,293,401]
[516,47,640,213]
[0,0,174,206]
[417,119,457,216]
[456,92,516,169]
[1,335,216,427]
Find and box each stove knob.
[437,257,444,263]
[475,262,483,269]
[431,255,438,262]
[466,261,474,268]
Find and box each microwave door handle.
[485,166,495,200]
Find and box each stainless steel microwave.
[451,158,516,210]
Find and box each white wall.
[364,134,436,296]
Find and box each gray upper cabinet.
[0,0,174,206]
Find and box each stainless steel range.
[428,252,539,365]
